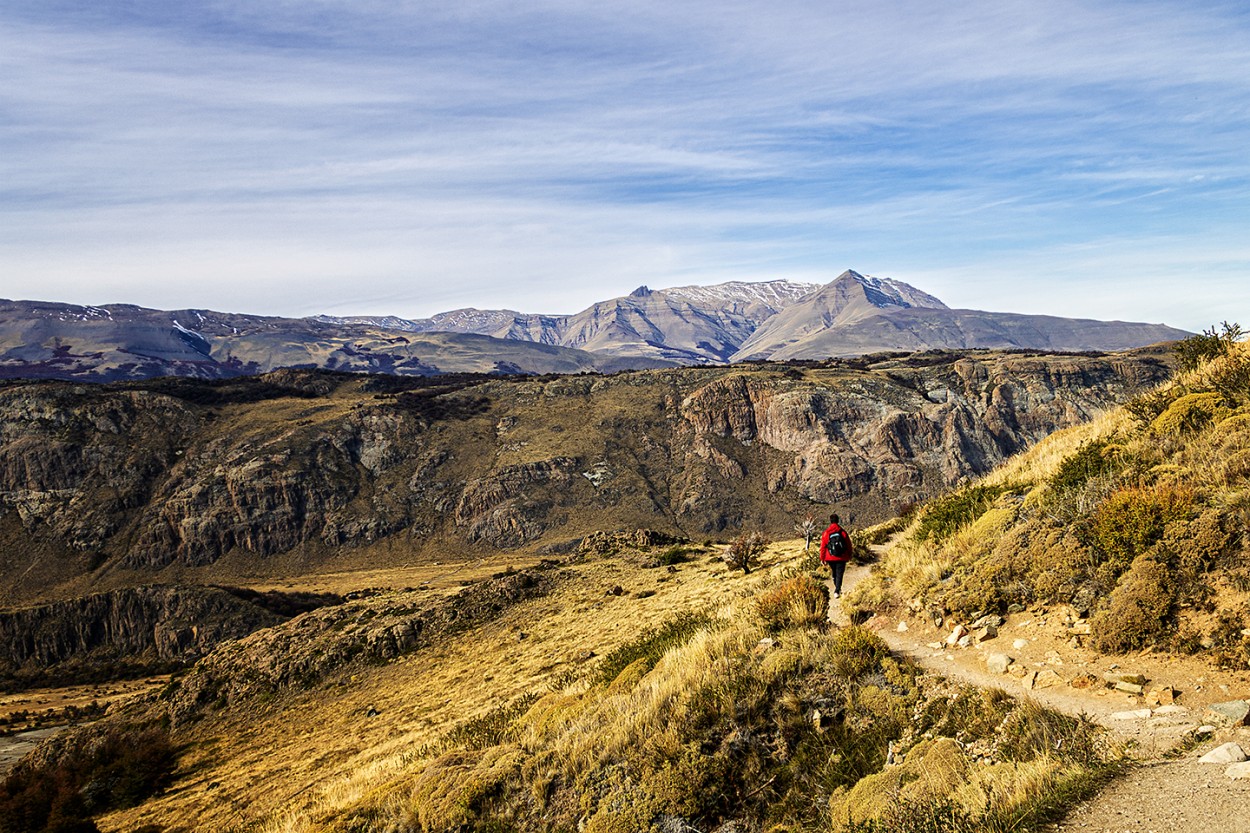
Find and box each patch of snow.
[661,280,819,309]
[171,319,210,345]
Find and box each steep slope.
[734,271,1188,360]
[850,335,1250,669]
[10,544,1116,833]
[560,279,818,363]
[0,586,343,690]
[0,349,1171,606]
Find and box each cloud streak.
[1,0,1247,330]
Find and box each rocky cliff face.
[0,350,1172,604]
[0,585,294,688]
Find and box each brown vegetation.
[851,336,1250,664]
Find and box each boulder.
[1146,686,1177,706]
[1111,709,1153,720]
[946,624,968,646]
[986,653,1013,674]
[973,625,997,643]
[1227,762,1250,780]
[1115,681,1145,695]
[1012,638,1029,650]
[1069,673,1100,689]
[1198,743,1247,764]
[1033,669,1064,689]
[1204,700,1250,727]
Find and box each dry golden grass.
[99,544,794,833]
[979,407,1129,489]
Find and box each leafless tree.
[722,532,770,574]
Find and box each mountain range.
[0,271,1189,381]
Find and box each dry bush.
[1091,555,1175,653]
[828,626,889,679]
[1087,484,1193,580]
[722,532,770,574]
[755,575,829,630]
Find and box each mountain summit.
[732,271,1186,360]
[732,270,945,358]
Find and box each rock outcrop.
[0,585,290,687]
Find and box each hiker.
[819,513,853,599]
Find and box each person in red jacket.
[819,513,853,599]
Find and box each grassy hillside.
[3,541,1116,833]
[850,332,1250,667]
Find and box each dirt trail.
[829,563,1250,833]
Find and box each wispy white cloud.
[0,0,1248,328]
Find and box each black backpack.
[827,528,847,557]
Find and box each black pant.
[827,560,846,595]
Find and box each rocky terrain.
[0,348,1172,611]
[1,272,1189,381]
[732,275,1188,359]
[0,344,1170,703]
[0,300,619,382]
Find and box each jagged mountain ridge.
[1,272,1190,383]
[316,278,823,364]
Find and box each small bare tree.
[722,532,770,574]
[794,513,818,552]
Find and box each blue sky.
[1,1,1247,330]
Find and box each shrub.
[996,700,1104,766]
[1174,321,1243,372]
[756,575,829,630]
[1049,439,1116,494]
[1091,555,1174,653]
[441,693,541,752]
[915,485,1013,542]
[0,726,177,833]
[1087,485,1193,580]
[1124,387,1181,426]
[653,545,698,566]
[1208,349,1250,405]
[828,626,889,679]
[593,610,714,686]
[841,795,980,833]
[1151,392,1231,435]
[722,532,770,574]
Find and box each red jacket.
[820,523,852,562]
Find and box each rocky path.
[829,563,1250,833]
